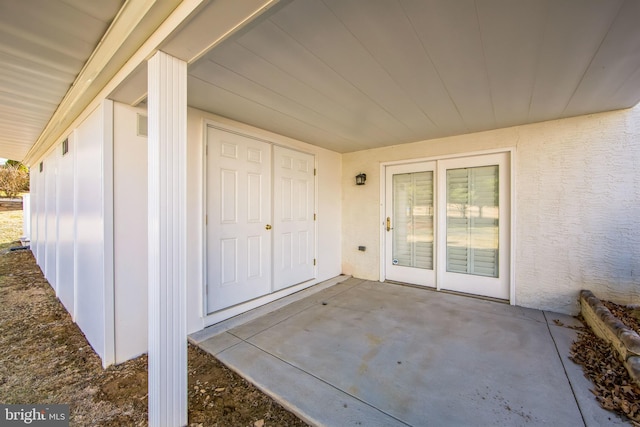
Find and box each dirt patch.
[571,302,640,426]
[0,247,308,426]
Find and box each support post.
[147,50,187,427]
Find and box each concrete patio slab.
[194,278,626,426]
[219,341,408,427]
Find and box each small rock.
[215,387,225,392]
[254,419,265,427]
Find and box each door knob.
[265,224,272,230]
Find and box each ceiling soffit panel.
[0,0,124,160]
[111,0,288,108]
[565,0,640,114]
[188,0,640,153]
[24,0,187,165]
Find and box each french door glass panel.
[437,153,510,300]
[393,171,433,269]
[385,162,435,287]
[446,165,499,277]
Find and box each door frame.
[201,120,319,325]
[379,148,516,305]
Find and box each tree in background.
[0,161,29,198]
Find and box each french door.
[384,161,436,287]
[205,125,316,314]
[384,152,510,300]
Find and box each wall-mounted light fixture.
[355,173,366,185]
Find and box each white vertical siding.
[35,161,46,269]
[57,131,75,316]
[44,147,58,291]
[22,194,30,241]
[113,102,148,363]
[28,100,142,367]
[73,104,107,361]
[28,171,37,257]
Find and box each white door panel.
[385,162,436,287]
[206,127,272,313]
[437,153,510,300]
[273,146,315,290]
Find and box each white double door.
[206,126,315,313]
[384,153,510,300]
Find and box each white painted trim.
[176,0,282,66]
[380,147,515,167]
[204,120,281,146]
[201,118,209,320]
[509,148,517,306]
[379,162,386,283]
[314,155,319,279]
[102,99,116,368]
[204,277,325,327]
[379,148,516,301]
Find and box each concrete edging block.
[580,290,640,387]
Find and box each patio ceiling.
[184,0,640,153]
[2,0,640,161]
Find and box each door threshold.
[383,280,508,304]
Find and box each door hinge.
[314,168,317,176]
[205,214,208,225]
[205,144,208,155]
[313,259,316,266]
[314,213,316,221]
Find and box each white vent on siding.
[137,114,148,137]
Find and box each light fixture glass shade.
[356,173,366,185]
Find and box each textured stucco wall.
[343,106,640,314]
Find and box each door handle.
[265,224,272,230]
[386,217,391,232]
